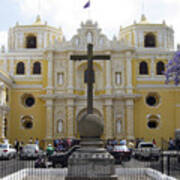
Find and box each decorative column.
[68,53,74,94]
[1,111,6,140]
[9,58,14,76]
[151,57,155,77]
[46,100,53,139]
[3,57,8,72]
[105,99,113,139]
[126,52,133,94]
[106,60,111,94]
[126,100,134,140]
[47,51,54,94]
[67,99,74,138]
[27,57,31,77]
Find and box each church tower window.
[144,33,156,47]
[33,62,41,74]
[139,61,148,75]
[26,35,37,48]
[156,61,165,75]
[16,62,25,75]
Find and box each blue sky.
[0,0,180,49]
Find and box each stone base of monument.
[65,138,118,180]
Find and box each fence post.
[161,151,164,174]
[167,155,170,176]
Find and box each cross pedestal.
[65,44,117,180]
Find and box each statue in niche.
[58,120,63,133]
[87,32,93,43]
[117,120,121,133]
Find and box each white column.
[44,32,47,48]
[126,52,133,94]
[105,99,113,139]
[27,58,31,76]
[9,58,14,76]
[3,57,8,72]
[47,51,53,92]
[68,53,74,93]
[46,100,53,139]
[67,99,74,138]
[106,60,111,94]
[151,57,155,77]
[126,100,134,140]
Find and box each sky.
[0,0,180,49]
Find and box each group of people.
[53,138,80,152]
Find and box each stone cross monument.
[66,44,117,180]
[70,43,110,114]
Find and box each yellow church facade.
[0,15,179,146]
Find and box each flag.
[83,0,90,8]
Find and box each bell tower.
[8,15,63,51]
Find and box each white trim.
[137,76,166,81]
[136,84,180,88]
[13,84,42,89]
[176,104,180,107]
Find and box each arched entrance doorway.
[75,108,104,137]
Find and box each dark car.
[108,145,132,164]
[48,145,80,168]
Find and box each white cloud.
[0,32,8,49]
[2,0,180,47]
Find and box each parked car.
[134,142,160,161]
[108,144,132,164]
[0,143,17,160]
[19,144,43,160]
[48,145,80,168]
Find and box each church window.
[115,72,121,85]
[22,94,35,107]
[156,61,165,75]
[144,33,156,47]
[147,115,159,129]
[5,88,9,103]
[99,37,104,46]
[4,118,7,138]
[139,61,148,75]
[146,92,160,107]
[87,32,93,43]
[26,35,37,48]
[33,62,41,74]
[57,120,63,133]
[21,116,33,129]
[16,62,25,75]
[57,73,64,85]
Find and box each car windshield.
[141,144,154,148]
[0,144,8,149]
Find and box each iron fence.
[0,153,179,179]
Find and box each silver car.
[0,144,17,160]
[19,144,42,160]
